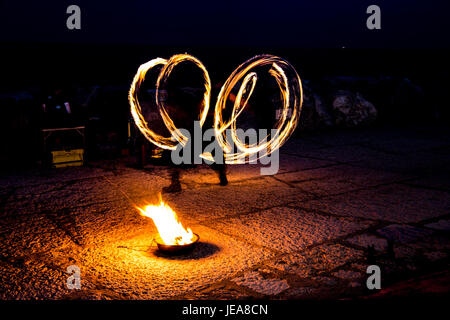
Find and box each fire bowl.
[154,233,200,254]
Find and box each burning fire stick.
[137,197,198,252]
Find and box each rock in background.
[297,75,433,131]
[299,79,378,131]
[332,90,377,127]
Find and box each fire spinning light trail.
[129,54,303,163]
[213,54,302,163]
[129,54,211,150]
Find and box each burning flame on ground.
[129,54,302,164]
[137,198,194,245]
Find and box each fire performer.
[162,83,228,194]
[129,54,302,191]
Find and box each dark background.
[1,0,449,47]
[1,0,449,86]
[1,0,449,168]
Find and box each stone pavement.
[0,125,449,299]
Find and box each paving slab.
[346,233,389,252]
[297,145,385,164]
[296,128,382,147]
[350,151,450,174]
[266,244,364,277]
[231,271,290,296]
[177,280,259,300]
[209,207,373,254]
[0,258,72,299]
[376,224,435,244]
[299,184,450,223]
[0,214,76,257]
[276,164,409,196]
[364,138,450,156]
[332,269,363,280]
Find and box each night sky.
[0,0,449,47]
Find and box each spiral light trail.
[213,54,302,163]
[129,54,211,150]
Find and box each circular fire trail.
[129,54,211,150]
[129,54,303,163]
[213,54,303,163]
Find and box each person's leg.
[162,166,182,193]
[209,154,228,186]
[217,163,228,186]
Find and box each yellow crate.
[51,149,84,168]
